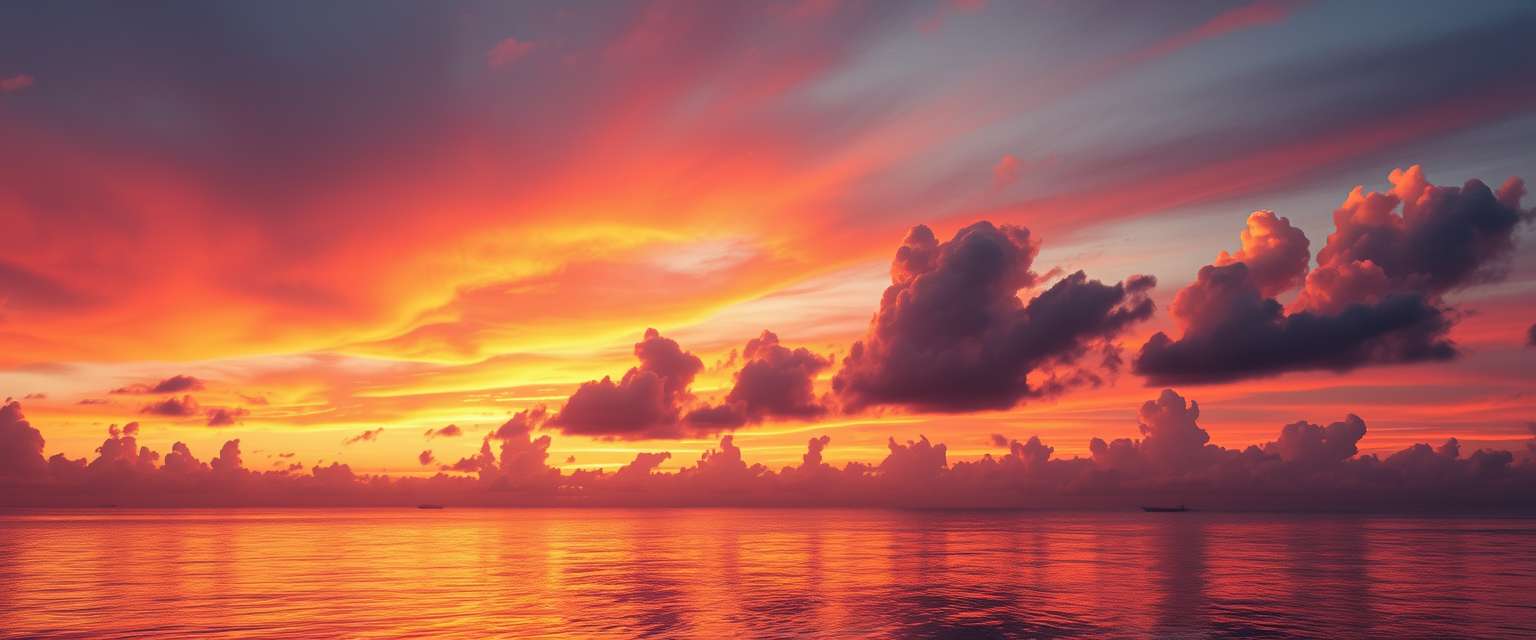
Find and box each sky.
[1,0,1534,502]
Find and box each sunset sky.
[2,0,1534,481]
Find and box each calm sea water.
[1,509,1533,639]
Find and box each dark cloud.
[685,330,830,428]
[550,328,705,439]
[989,433,1010,448]
[1527,323,1535,347]
[1136,169,1528,385]
[205,407,248,427]
[418,450,434,466]
[343,428,383,445]
[424,424,463,438]
[833,221,1156,412]
[0,401,47,480]
[77,398,110,405]
[140,395,201,417]
[113,375,205,395]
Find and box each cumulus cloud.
[1136,167,1528,384]
[425,424,463,438]
[0,401,47,481]
[685,330,830,428]
[343,428,384,445]
[832,221,1156,412]
[112,375,205,395]
[140,395,201,417]
[419,450,435,466]
[550,328,705,439]
[205,407,249,427]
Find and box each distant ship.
[1140,505,1189,513]
[416,504,445,510]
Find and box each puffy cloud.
[205,407,249,427]
[424,424,463,438]
[1299,166,1529,312]
[1089,389,1216,472]
[833,221,1156,412]
[685,330,830,428]
[550,329,705,439]
[1212,211,1310,297]
[418,450,434,466]
[112,375,205,395]
[343,428,384,445]
[1136,168,1526,385]
[0,401,47,481]
[614,451,671,482]
[140,395,201,417]
[1264,415,1367,466]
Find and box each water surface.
[1,509,1533,638]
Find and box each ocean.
[1,509,1532,638]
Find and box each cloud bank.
[4,392,1531,510]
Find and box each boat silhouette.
[1140,505,1189,512]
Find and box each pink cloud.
[487,37,535,68]
[0,74,32,93]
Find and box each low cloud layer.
[4,391,1531,509]
[1137,167,1530,384]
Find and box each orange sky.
[1,0,1534,478]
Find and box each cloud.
[1528,323,1535,347]
[77,398,110,405]
[1136,168,1528,385]
[2,389,1534,509]
[1212,211,1310,297]
[424,424,463,438]
[419,450,434,466]
[832,221,1156,412]
[21,393,45,400]
[343,428,384,445]
[112,375,205,395]
[0,401,47,481]
[993,154,1021,187]
[0,73,31,93]
[140,395,201,417]
[685,330,830,428]
[1297,166,1529,313]
[550,328,705,439]
[487,37,535,68]
[205,407,249,427]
